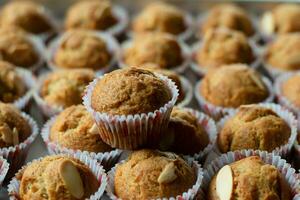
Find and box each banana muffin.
[65,0,117,31]
[281,74,300,108]
[218,105,291,153]
[50,105,112,153]
[91,68,172,115]
[161,107,210,155]
[18,155,99,200]
[41,69,94,109]
[196,28,255,70]
[207,156,291,200]
[261,4,300,35]
[53,30,111,70]
[200,64,269,108]
[0,61,26,103]
[132,2,186,36]
[0,1,52,34]
[265,33,300,71]
[124,33,183,69]
[114,149,196,200]
[0,103,31,148]
[201,4,254,37]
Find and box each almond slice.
[89,123,99,135]
[261,12,275,35]
[12,128,19,146]
[157,162,178,184]
[216,165,233,200]
[249,72,265,90]
[0,124,12,144]
[60,160,84,199]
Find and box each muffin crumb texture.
[282,74,300,107]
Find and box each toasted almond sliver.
[0,125,13,144]
[157,162,178,184]
[89,123,99,135]
[261,12,275,35]
[216,165,233,200]
[12,128,19,146]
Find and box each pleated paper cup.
[292,120,300,169]
[8,152,107,200]
[199,150,300,199]
[0,156,9,186]
[41,116,122,170]
[83,74,179,150]
[194,76,274,120]
[176,76,193,107]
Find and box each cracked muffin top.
[218,105,291,153]
[0,1,52,34]
[0,103,31,148]
[201,4,254,37]
[18,155,99,200]
[161,107,209,155]
[265,33,300,71]
[200,64,269,108]
[65,0,117,31]
[54,30,111,70]
[124,32,183,69]
[132,2,186,36]
[114,149,196,200]
[0,61,26,103]
[91,68,172,115]
[207,156,291,200]
[41,69,94,108]
[50,105,112,153]
[281,74,300,108]
[196,28,255,69]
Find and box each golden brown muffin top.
[0,61,26,103]
[197,28,255,69]
[41,69,94,108]
[54,30,111,70]
[91,68,172,115]
[65,0,117,31]
[161,107,209,155]
[132,2,186,35]
[282,74,300,107]
[218,105,291,153]
[50,105,112,153]
[0,1,52,34]
[265,33,300,71]
[124,32,183,69]
[200,64,269,108]
[0,30,39,68]
[114,149,196,200]
[207,156,291,200]
[18,155,99,200]
[0,103,31,148]
[202,4,254,37]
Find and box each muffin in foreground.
[207,156,291,200]
[114,150,196,200]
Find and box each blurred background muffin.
[281,74,300,108]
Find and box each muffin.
[0,1,52,34]
[91,68,172,115]
[124,33,183,69]
[132,2,186,36]
[0,30,39,68]
[114,149,196,199]
[281,74,300,108]
[200,64,269,108]
[196,28,255,69]
[18,155,99,200]
[265,33,300,71]
[0,61,26,103]
[0,103,31,148]
[261,4,300,35]
[207,156,291,200]
[65,0,117,31]
[41,69,94,109]
[201,4,255,37]
[161,107,210,155]
[53,30,111,70]
[50,105,112,153]
[218,105,291,153]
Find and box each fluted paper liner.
[0,156,9,186]
[176,76,193,107]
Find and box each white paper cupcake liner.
[106,158,204,200]
[7,152,107,200]
[41,116,122,169]
[0,156,9,186]
[83,73,179,150]
[104,5,129,37]
[118,38,191,74]
[46,31,120,75]
[176,76,193,107]
[194,76,274,120]
[199,150,300,199]
[215,103,297,158]
[0,112,39,178]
